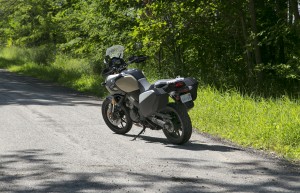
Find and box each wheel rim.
[106,103,129,129]
[162,109,183,139]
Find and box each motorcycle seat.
[153,79,173,88]
[139,78,181,92]
[138,78,152,92]
[138,78,173,92]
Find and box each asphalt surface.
[0,69,299,193]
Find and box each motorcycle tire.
[102,97,133,134]
[161,103,192,145]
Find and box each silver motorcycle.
[101,45,198,144]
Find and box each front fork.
[110,97,117,113]
[106,96,124,126]
[107,94,125,115]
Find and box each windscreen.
[105,45,124,59]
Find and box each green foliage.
[0,45,56,65]
[27,44,57,65]
[0,0,60,47]
[1,0,299,95]
[132,0,222,77]
[52,0,138,62]
[190,87,300,160]
[0,47,28,63]
[0,47,106,97]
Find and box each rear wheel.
[102,97,132,134]
[161,103,192,145]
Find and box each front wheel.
[101,97,132,134]
[161,103,192,145]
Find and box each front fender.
[104,94,125,105]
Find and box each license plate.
[180,93,192,103]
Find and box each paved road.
[0,69,299,193]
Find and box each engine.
[125,96,140,122]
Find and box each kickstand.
[132,126,146,141]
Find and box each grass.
[189,87,300,160]
[0,47,105,97]
[1,47,299,161]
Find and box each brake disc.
[107,104,122,126]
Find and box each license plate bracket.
[180,93,192,103]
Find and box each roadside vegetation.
[1,1,300,161]
[1,47,299,161]
[190,88,300,161]
[0,47,105,96]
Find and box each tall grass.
[0,47,105,97]
[1,47,299,161]
[190,87,300,160]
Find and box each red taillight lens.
[175,81,185,88]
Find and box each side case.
[184,77,198,100]
[139,88,168,117]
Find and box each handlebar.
[128,55,148,64]
[101,67,115,76]
[102,55,148,77]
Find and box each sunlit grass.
[0,47,106,97]
[190,87,300,160]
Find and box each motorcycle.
[101,45,198,144]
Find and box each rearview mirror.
[104,55,110,64]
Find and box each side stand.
[132,126,146,141]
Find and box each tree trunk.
[290,0,300,22]
[240,11,254,79]
[249,0,262,65]
[249,0,263,84]
[276,0,287,63]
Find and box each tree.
[0,0,299,95]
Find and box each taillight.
[175,81,185,88]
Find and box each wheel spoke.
[119,116,128,128]
[120,121,124,128]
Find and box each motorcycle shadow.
[123,133,241,152]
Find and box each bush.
[26,44,56,65]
